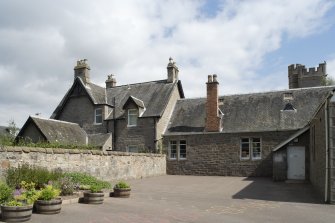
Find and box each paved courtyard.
[15,175,335,223]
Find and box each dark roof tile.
[19,116,87,145]
[166,86,335,134]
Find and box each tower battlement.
[288,62,327,89]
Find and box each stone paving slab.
[7,175,335,223]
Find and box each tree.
[321,76,335,86]
[7,119,19,138]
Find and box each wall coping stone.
[0,146,165,158]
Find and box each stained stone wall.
[0,146,166,182]
[164,131,295,177]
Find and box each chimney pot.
[208,75,213,83]
[106,74,116,88]
[74,59,90,84]
[213,74,218,83]
[167,57,179,83]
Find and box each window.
[169,140,187,160]
[240,138,262,160]
[95,108,102,124]
[179,140,187,159]
[127,145,138,153]
[251,138,261,160]
[241,138,250,159]
[128,109,138,126]
[169,141,177,159]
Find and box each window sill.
[94,123,103,125]
[127,125,137,128]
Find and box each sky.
[0,0,335,128]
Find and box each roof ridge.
[220,85,335,98]
[107,79,167,88]
[30,116,80,126]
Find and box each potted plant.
[35,185,62,214]
[1,181,40,222]
[83,184,104,204]
[113,181,131,198]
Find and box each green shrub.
[5,164,62,189]
[64,172,111,189]
[15,138,100,150]
[7,181,40,206]
[0,182,13,204]
[114,181,130,189]
[38,185,60,200]
[55,176,78,196]
[89,184,103,193]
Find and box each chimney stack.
[105,74,117,88]
[74,59,90,84]
[167,57,179,83]
[205,74,221,132]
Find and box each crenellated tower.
[288,62,327,89]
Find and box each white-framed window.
[127,145,138,153]
[128,109,138,126]
[240,138,262,160]
[179,140,187,160]
[94,108,102,124]
[169,140,187,160]
[169,141,177,159]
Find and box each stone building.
[163,63,334,203]
[18,58,184,152]
[17,60,334,203]
[288,62,327,89]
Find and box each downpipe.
[325,99,329,203]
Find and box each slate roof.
[122,96,145,109]
[88,133,111,147]
[51,78,108,119]
[165,86,335,135]
[52,77,184,120]
[85,81,106,105]
[106,80,184,119]
[17,116,87,145]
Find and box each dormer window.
[128,109,138,126]
[95,108,102,124]
[283,103,296,111]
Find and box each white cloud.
[0,0,334,127]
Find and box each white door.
[287,146,305,180]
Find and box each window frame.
[94,108,103,125]
[251,138,261,160]
[169,140,177,160]
[168,140,187,160]
[240,137,262,161]
[240,138,250,160]
[127,109,138,127]
[179,140,187,160]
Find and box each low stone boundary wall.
[0,146,166,182]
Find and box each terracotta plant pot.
[35,198,62,214]
[1,204,33,222]
[113,188,131,198]
[83,192,104,204]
